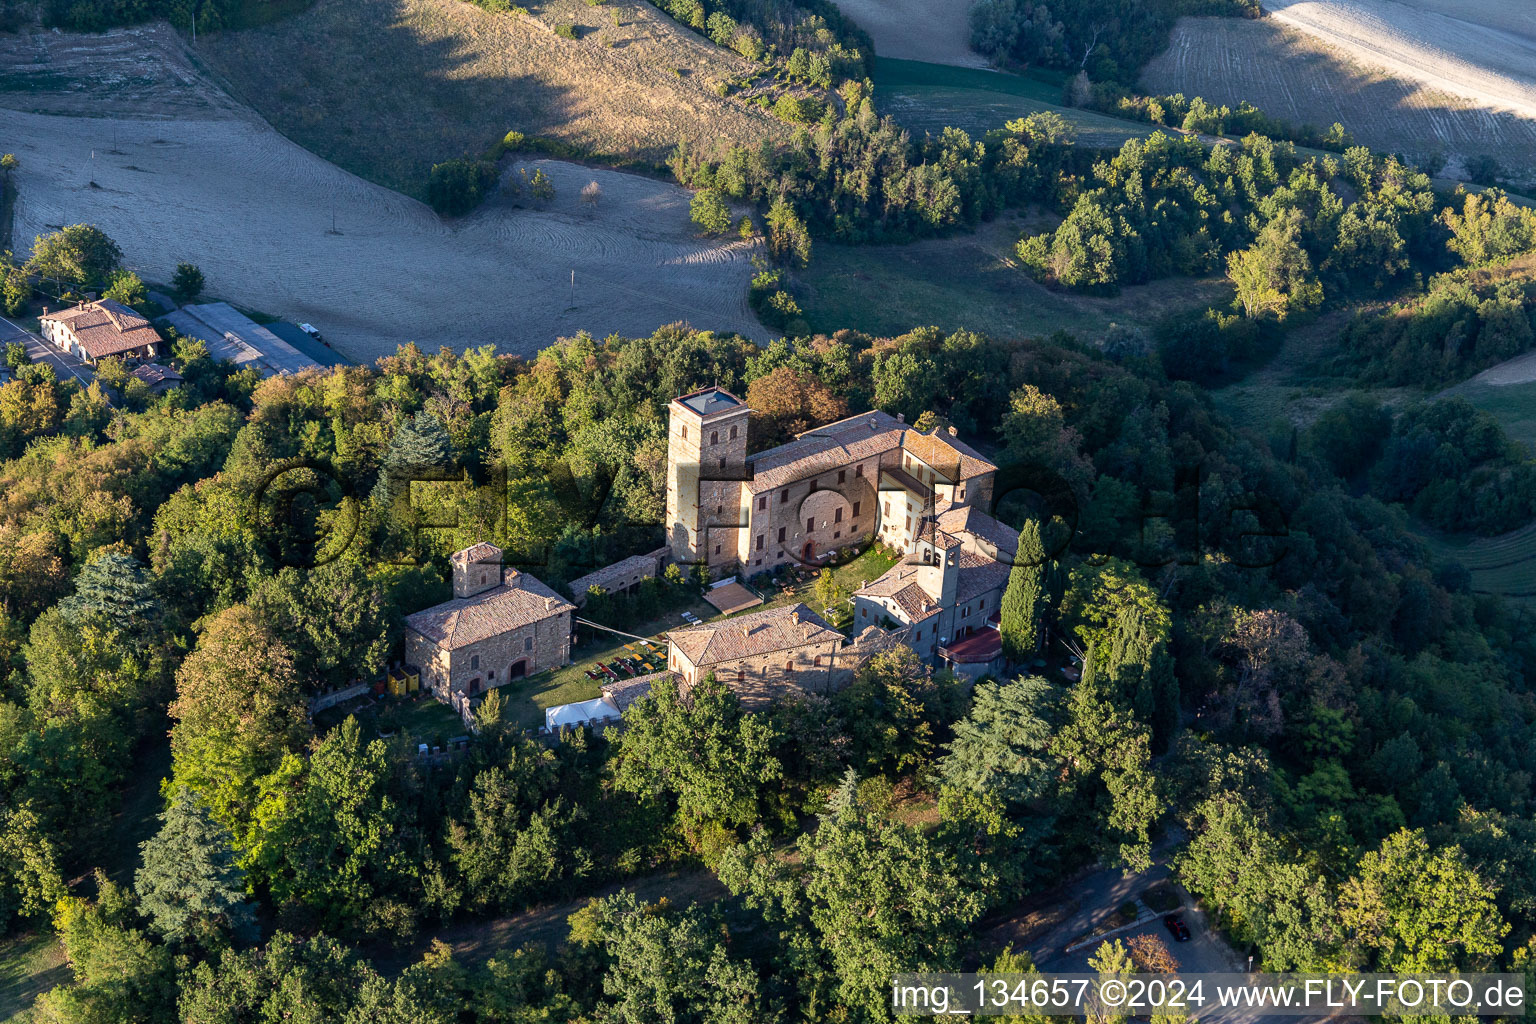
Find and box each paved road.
[0,314,96,390]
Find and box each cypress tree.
[999,518,1045,663]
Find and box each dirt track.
[1,27,768,363]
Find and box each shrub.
[427,159,498,216]
[689,189,732,235]
[554,22,579,39]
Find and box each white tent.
[543,696,620,733]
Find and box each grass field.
[0,932,66,1024]
[1456,379,1536,454]
[873,58,1154,148]
[1422,521,1536,608]
[796,216,1232,342]
[201,0,790,196]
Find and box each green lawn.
[759,546,901,617]
[495,595,720,730]
[0,932,67,1024]
[796,217,1231,342]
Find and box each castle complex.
[664,387,1018,677]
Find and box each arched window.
[729,425,738,439]
[813,655,822,667]
[470,654,479,670]
[524,636,534,652]
[711,430,719,445]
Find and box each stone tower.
[451,541,505,599]
[665,387,751,569]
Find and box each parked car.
[298,322,324,342]
[1163,914,1191,942]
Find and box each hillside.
[1143,10,1536,187]
[199,0,794,196]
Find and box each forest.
[1,213,1536,1016]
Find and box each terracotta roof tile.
[405,571,574,651]
[668,602,841,667]
[41,300,159,359]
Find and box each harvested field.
[874,59,1152,148]
[5,107,768,361]
[828,0,986,67]
[1143,15,1536,188]
[1265,0,1536,119]
[200,0,792,195]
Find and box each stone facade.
[404,543,575,705]
[667,603,855,709]
[664,388,999,579]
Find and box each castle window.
[737,668,745,682]
[682,425,688,439]
[471,654,479,670]
[525,637,534,652]
[778,527,786,543]
[834,531,841,539]
[759,496,767,511]
[905,516,912,531]
[781,489,789,503]
[838,470,846,483]
[960,487,967,500]
[916,629,922,640]
[814,656,822,667]
[834,507,843,524]
[853,501,861,517]
[716,504,723,515]
[810,478,817,490]
[784,660,793,673]
[884,501,891,516]
[979,598,986,609]
[718,458,725,469]
[714,543,722,555]
[730,425,738,440]
[481,571,487,584]
[756,535,764,551]
[755,558,762,566]
[806,518,815,533]
[489,670,496,679]
[855,464,864,477]
[711,430,719,445]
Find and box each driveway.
[1024,861,1340,1024]
[0,314,96,390]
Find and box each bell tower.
[665,387,751,569]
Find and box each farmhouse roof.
[667,603,841,667]
[129,363,183,388]
[41,300,159,359]
[404,571,574,651]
